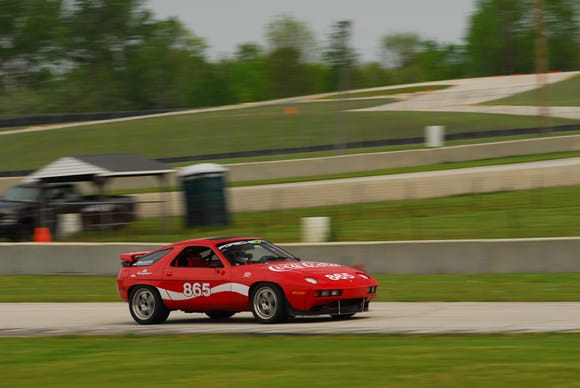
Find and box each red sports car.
[117,237,379,324]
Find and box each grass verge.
[2,334,580,386]
[2,273,580,303]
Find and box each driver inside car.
[225,248,252,265]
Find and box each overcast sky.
[147,0,477,63]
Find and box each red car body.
[117,237,378,324]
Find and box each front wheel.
[251,284,287,323]
[129,286,169,324]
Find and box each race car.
[116,237,378,324]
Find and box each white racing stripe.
[211,283,249,296]
[157,282,250,301]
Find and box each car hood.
[0,201,29,213]
[263,260,359,276]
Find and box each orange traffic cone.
[33,227,52,242]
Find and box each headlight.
[304,277,318,285]
[358,273,369,280]
[315,289,342,297]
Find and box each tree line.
[0,0,578,117]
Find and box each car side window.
[134,248,173,267]
[172,246,224,268]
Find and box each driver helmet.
[227,248,249,265]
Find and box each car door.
[160,245,230,311]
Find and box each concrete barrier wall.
[226,134,580,182]
[136,158,580,215]
[1,238,579,275]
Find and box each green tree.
[60,0,152,110]
[264,47,307,98]
[123,18,208,109]
[264,14,318,62]
[194,60,237,107]
[466,0,532,75]
[263,15,319,99]
[381,32,422,69]
[544,0,580,70]
[466,0,579,76]
[226,43,267,102]
[322,20,358,92]
[0,0,64,90]
[416,41,469,81]
[355,62,392,88]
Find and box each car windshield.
[2,186,38,203]
[217,239,298,265]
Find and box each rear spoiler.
[120,251,150,266]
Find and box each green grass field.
[2,334,580,387]
[486,74,580,106]
[1,73,578,174]
[7,108,575,172]
[1,99,578,172]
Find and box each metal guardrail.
[158,124,580,164]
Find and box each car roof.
[13,182,74,188]
[168,236,262,248]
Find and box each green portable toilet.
[178,163,229,227]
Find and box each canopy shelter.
[25,153,174,184]
[24,153,176,233]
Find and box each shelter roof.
[25,153,175,183]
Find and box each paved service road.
[2,302,580,337]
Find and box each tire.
[251,284,287,323]
[11,224,34,242]
[205,311,236,320]
[129,286,170,324]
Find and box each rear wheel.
[251,284,287,323]
[11,224,34,242]
[129,286,169,324]
[206,311,236,319]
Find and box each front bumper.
[287,285,377,317]
[288,298,372,317]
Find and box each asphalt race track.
[2,302,580,337]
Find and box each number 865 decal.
[183,282,211,297]
[325,273,355,281]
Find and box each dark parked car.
[0,182,136,241]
